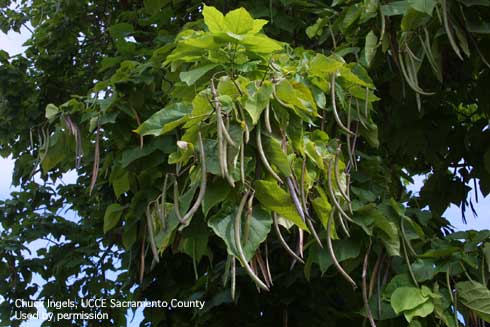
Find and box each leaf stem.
[362,241,376,327]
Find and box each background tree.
[1,0,490,326]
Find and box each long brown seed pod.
[192,240,198,280]
[222,132,235,187]
[286,176,306,222]
[336,210,351,237]
[377,258,383,319]
[420,28,440,73]
[139,230,146,283]
[442,0,463,61]
[173,179,184,222]
[221,117,237,148]
[364,87,369,118]
[299,163,323,247]
[351,122,359,171]
[256,122,283,183]
[331,73,355,136]
[237,103,250,143]
[397,50,434,96]
[146,207,160,264]
[211,80,225,177]
[265,243,273,286]
[334,148,352,212]
[265,103,272,133]
[298,229,304,258]
[255,248,272,287]
[243,192,255,243]
[174,132,208,225]
[327,209,358,289]
[346,100,354,173]
[159,174,169,227]
[223,255,231,287]
[235,191,270,291]
[240,139,246,185]
[300,159,309,215]
[273,213,305,264]
[306,218,323,248]
[231,257,236,301]
[377,5,385,48]
[288,173,323,246]
[407,53,422,111]
[401,235,419,287]
[328,160,351,237]
[369,251,384,298]
[89,122,100,195]
[400,218,416,257]
[210,79,237,147]
[362,241,377,327]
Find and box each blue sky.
[1,21,489,327]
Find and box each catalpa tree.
[1,1,490,326]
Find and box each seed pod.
[327,209,357,289]
[235,191,270,291]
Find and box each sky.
[1,18,489,327]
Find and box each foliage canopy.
[1,0,490,326]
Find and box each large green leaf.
[243,82,272,124]
[310,238,361,274]
[202,180,231,216]
[203,5,225,33]
[311,187,333,230]
[409,0,436,15]
[223,7,254,35]
[180,216,210,262]
[411,259,437,282]
[404,301,434,322]
[40,131,75,172]
[309,54,344,75]
[383,274,415,299]
[208,206,272,262]
[242,34,283,53]
[103,203,124,233]
[382,1,409,16]
[179,64,217,86]
[456,281,490,322]
[134,103,192,136]
[373,212,400,256]
[364,31,378,67]
[120,138,175,168]
[255,180,308,230]
[45,104,59,121]
[391,287,429,314]
[110,166,130,199]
